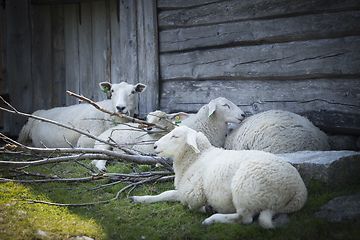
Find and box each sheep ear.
[99,82,112,99]
[207,101,217,117]
[167,112,190,123]
[132,83,147,94]
[186,130,200,153]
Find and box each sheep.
[18,82,147,148]
[130,126,307,229]
[91,97,244,171]
[92,110,189,171]
[179,97,245,148]
[224,110,331,153]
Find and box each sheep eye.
[223,103,230,108]
[171,135,179,139]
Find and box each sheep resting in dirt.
[130,126,307,229]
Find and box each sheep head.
[99,82,147,116]
[154,126,201,158]
[207,97,245,124]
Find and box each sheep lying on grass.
[130,126,307,229]
[92,110,189,171]
[224,110,330,154]
[180,97,245,148]
[92,97,244,170]
[18,82,147,148]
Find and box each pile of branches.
[0,93,174,207]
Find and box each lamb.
[224,110,331,153]
[92,110,189,171]
[179,97,245,148]
[130,126,307,229]
[18,82,147,148]
[91,97,244,170]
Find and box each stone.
[279,151,360,187]
[328,134,359,151]
[314,192,360,223]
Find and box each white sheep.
[179,97,245,148]
[91,97,244,170]
[92,110,189,171]
[18,82,147,148]
[224,110,331,153]
[130,126,307,229]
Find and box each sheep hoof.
[129,197,135,203]
[205,205,216,216]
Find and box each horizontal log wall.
[157,0,360,135]
[1,0,159,136]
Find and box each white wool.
[224,110,330,153]
[130,126,307,229]
[180,97,245,148]
[17,82,146,148]
[91,110,187,171]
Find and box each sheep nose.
[116,106,126,113]
[241,113,246,118]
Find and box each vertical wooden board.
[51,5,66,107]
[119,0,139,115]
[109,0,121,83]
[64,4,80,106]
[3,0,32,135]
[0,3,6,132]
[137,0,159,116]
[78,2,93,100]
[119,0,138,85]
[31,5,52,110]
[92,0,108,102]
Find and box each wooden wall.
[1,0,158,136]
[157,0,360,135]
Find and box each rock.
[328,134,359,151]
[314,192,360,223]
[279,151,360,187]
[70,237,94,240]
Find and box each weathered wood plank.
[2,0,32,135]
[51,5,66,107]
[157,0,222,9]
[160,36,360,80]
[137,0,159,117]
[158,0,360,29]
[159,79,360,134]
[160,11,360,53]
[91,0,108,102]
[31,5,52,110]
[64,4,80,106]
[119,0,138,85]
[109,0,121,83]
[78,2,93,101]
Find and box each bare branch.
[66,91,171,131]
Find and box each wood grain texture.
[159,79,360,134]
[160,11,360,53]
[137,0,160,117]
[158,0,360,29]
[64,4,80,106]
[160,36,360,80]
[2,0,32,134]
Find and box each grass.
[1,156,360,240]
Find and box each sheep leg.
[130,190,180,204]
[201,212,253,227]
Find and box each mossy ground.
[1,156,360,240]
